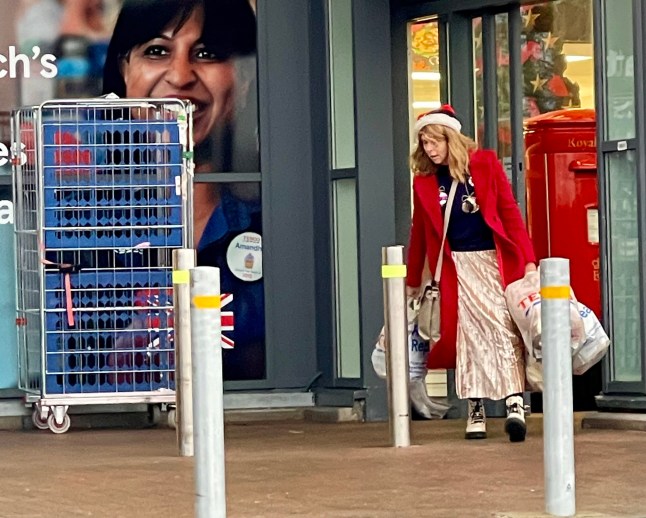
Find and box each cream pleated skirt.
[453,250,525,400]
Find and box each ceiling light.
[411,71,441,81]
[565,55,592,63]
[412,101,441,109]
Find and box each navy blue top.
[436,166,495,252]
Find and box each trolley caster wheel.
[147,404,162,426]
[167,408,176,429]
[32,409,49,430]
[47,413,71,434]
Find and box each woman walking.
[406,105,536,442]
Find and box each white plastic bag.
[572,303,611,375]
[521,303,611,391]
[504,270,585,360]
[371,322,429,381]
[371,310,450,419]
[504,272,543,359]
[524,354,544,392]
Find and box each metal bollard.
[172,248,196,457]
[190,266,226,517]
[540,258,576,517]
[381,246,411,448]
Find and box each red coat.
[406,149,536,369]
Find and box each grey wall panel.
[309,0,335,388]
[257,0,318,388]
[447,14,475,139]
[355,0,397,420]
[391,8,414,249]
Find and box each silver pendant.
[461,195,479,214]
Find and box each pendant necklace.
[461,176,479,214]
[438,185,448,206]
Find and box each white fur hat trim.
[414,112,462,135]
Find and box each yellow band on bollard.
[540,286,571,299]
[172,270,190,284]
[192,295,221,309]
[381,264,407,278]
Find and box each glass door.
[410,19,442,120]
[403,0,599,410]
[595,0,646,399]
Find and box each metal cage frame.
[12,98,194,432]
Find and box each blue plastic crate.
[44,328,173,350]
[43,144,182,174]
[45,372,100,394]
[40,144,183,167]
[44,370,173,394]
[45,330,118,353]
[45,310,173,335]
[45,310,173,333]
[44,269,172,289]
[42,120,180,147]
[43,205,183,228]
[45,349,175,394]
[43,226,183,248]
[45,351,114,373]
[45,270,172,310]
[43,171,181,208]
[45,269,172,289]
[45,348,174,375]
[43,163,182,192]
[44,329,175,392]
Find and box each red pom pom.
[440,104,456,115]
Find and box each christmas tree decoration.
[472,2,584,155]
[521,4,580,116]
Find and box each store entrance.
[403,0,599,412]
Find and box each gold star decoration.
[522,9,540,29]
[541,32,560,49]
[530,74,548,93]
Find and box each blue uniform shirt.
[197,187,265,381]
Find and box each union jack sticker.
[221,293,235,349]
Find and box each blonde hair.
[410,124,477,183]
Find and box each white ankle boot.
[505,394,527,442]
[465,399,486,439]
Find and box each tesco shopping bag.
[371,321,429,381]
[504,270,585,360]
[572,303,611,375]
[524,354,544,392]
[371,297,450,419]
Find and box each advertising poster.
[0,0,264,383]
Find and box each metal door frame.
[594,0,646,404]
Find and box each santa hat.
[414,104,462,135]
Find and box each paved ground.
[1,415,645,517]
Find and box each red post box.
[524,108,600,317]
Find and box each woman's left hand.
[524,263,537,275]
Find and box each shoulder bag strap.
[433,179,458,285]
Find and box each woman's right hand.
[406,285,420,299]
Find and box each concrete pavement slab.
[1,415,645,517]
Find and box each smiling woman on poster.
[103,0,265,380]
